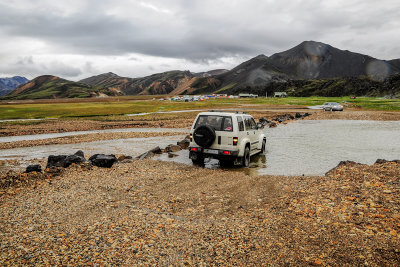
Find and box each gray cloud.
[0,0,399,79]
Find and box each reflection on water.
[156,149,267,176]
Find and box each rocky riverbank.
[0,158,399,265]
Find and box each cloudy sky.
[0,0,399,80]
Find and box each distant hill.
[4,41,400,99]
[205,55,289,95]
[193,69,229,77]
[0,76,29,96]
[232,73,400,98]
[208,41,400,95]
[3,75,120,100]
[80,70,200,95]
[268,41,400,79]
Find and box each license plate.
[203,149,218,154]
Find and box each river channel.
[1,120,399,176]
[157,120,400,176]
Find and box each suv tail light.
[223,151,231,155]
[190,133,193,141]
[233,137,238,146]
[190,147,198,152]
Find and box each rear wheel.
[192,156,204,165]
[242,146,250,167]
[219,159,233,168]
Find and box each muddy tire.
[242,146,250,167]
[191,155,204,166]
[219,159,233,168]
[193,125,216,148]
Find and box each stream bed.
[157,120,400,176]
[1,120,399,176]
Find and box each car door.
[244,116,258,151]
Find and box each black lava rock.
[25,164,42,173]
[89,154,117,168]
[64,154,86,168]
[46,155,67,168]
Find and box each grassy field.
[0,97,399,120]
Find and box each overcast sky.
[0,0,399,81]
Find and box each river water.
[1,120,399,176]
[157,120,400,176]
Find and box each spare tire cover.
[193,125,216,148]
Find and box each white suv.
[188,111,266,167]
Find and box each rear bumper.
[189,147,239,160]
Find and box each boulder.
[25,164,42,173]
[117,155,133,161]
[74,150,85,158]
[46,155,67,168]
[177,135,190,149]
[64,154,86,168]
[89,154,117,168]
[295,113,302,118]
[138,151,154,160]
[137,146,162,160]
[165,144,182,153]
[269,122,277,128]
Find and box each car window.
[244,117,251,131]
[194,115,233,132]
[237,116,245,131]
[250,118,257,129]
[222,117,233,131]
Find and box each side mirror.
[256,123,263,129]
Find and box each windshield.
[194,115,233,132]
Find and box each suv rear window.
[195,115,233,132]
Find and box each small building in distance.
[239,93,258,98]
[274,92,288,98]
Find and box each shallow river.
[2,120,400,176]
[157,120,400,176]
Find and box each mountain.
[268,41,400,79]
[193,69,229,77]
[205,55,289,95]
[0,76,29,96]
[3,75,120,100]
[207,41,400,95]
[80,70,201,95]
[4,41,400,99]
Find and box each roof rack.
[207,110,247,114]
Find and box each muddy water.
[157,120,400,176]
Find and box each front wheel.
[261,139,266,153]
[242,146,250,167]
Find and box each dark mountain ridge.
[3,75,120,100]
[0,76,29,96]
[5,41,400,99]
